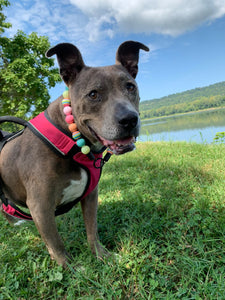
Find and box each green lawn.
[1,142,225,299]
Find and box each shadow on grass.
[96,155,223,250]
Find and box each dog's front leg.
[27,197,70,268]
[81,186,109,259]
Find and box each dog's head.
[46,41,149,155]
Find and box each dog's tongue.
[100,136,136,154]
[102,136,133,147]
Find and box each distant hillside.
[140,81,225,119]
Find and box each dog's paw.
[91,242,111,261]
[111,252,122,262]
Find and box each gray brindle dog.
[0,41,149,267]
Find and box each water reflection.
[139,108,225,143]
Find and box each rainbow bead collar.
[62,87,113,164]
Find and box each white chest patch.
[61,169,88,205]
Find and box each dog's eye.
[126,83,136,92]
[88,90,98,100]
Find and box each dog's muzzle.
[96,110,140,155]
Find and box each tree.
[0,1,61,118]
[0,0,11,34]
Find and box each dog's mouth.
[97,135,136,155]
[87,125,137,155]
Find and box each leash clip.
[93,151,112,169]
[94,157,105,169]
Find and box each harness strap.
[27,111,78,158]
[0,177,8,207]
[0,117,33,221]
[0,116,27,153]
[2,203,33,221]
[0,116,27,126]
[0,163,32,221]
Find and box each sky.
[3,0,225,102]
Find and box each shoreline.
[141,106,225,123]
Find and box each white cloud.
[5,0,87,44]
[69,0,225,39]
[4,0,225,50]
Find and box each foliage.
[140,81,225,120]
[1,142,225,298]
[0,0,11,35]
[214,131,225,144]
[0,2,61,118]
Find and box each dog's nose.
[118,111,139,130]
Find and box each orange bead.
[68,123,77,132]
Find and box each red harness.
[1,111,110,220]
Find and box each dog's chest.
[61,169,88,205]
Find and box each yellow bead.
[81,145,90,155]
[63,90,69,98]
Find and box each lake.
[139,108,225,144]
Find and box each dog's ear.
[46,43,85,85]
[116,41,149,79]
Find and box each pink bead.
[63,106,72,115]
[65,115,74,124]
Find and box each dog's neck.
[47,96,68,132]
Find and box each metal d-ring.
[94,157,105,169]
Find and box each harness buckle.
[93,151,112,169]
[94,157,105,169]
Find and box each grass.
[1,141,225,299]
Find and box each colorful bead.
[72,131,81,140]
[68,123,77,132]
[62,99,71,106]
[81,145,90,155]
[76,138,85,147]
[65,115,74,124]
[104,149,113,162]
[63,106,72,115]
[65,86,69,91]
[63,90,69,98]
[107,148,114,155]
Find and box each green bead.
[63,90,69,98]
[81,145,90,155]
[77,138,85,147]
